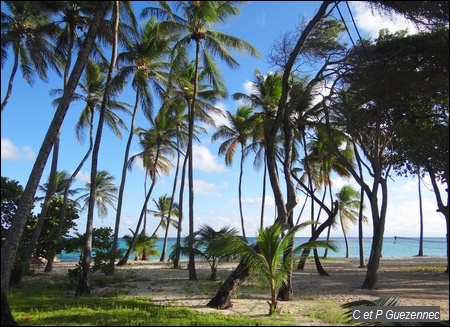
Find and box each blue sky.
[1,1,447,239]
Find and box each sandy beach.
[33,256,449,325]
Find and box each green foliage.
[209,221,337,316]
[61,227,123,278]
[169,225,238,280]
[1,176,31,245]
[122,230,159,260]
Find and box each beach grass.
[9,271,345,326]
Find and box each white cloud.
[193,179,228,196]
[232,195,275,206]
[1,138,35,161]
[75,170,90,184]
[193,144,227,173]
[349,2,419,39]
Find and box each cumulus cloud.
[193,144,227,174]
[1,138,36,161]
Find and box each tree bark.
[206,260,250,309]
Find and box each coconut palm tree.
[143,0,260,280]
[117,111,176,266]
[147,194,179,261]
[209,221,336,315]
[1,1,62,112]
[1,4,111,323]
[335,185,366,258]
[109,15,173,268]
[76,170,118,219]
[233,69,283,228]
[122,229,159,261]
[171,224,238,281]
[211,105,256,241]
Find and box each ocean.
[57,236,447,262]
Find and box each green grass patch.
[9,274,299,326]
[398,264,446,273]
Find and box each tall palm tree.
[211,105,256,241]
[109,15,173,268]
[143,0,260,280]
[233,69,283,228]
[335,185,366,258]
[77,1,122,296]
[45,59,127,272]
[117,113,175,266]
[1,4,111,324]
[172,224,238,281]
[1,1,62,112]
[148,194,179,261]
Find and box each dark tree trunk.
[313,248,330,276]
[297,201,338,271]
[207,260,250,309]
[1,291,17,326]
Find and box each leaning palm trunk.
[14,135,60,284]
[76,1,119,297]
[110,97,139,268]
[0,3,110,325]
[173,148,188,269]
[45,121,93,272]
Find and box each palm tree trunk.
[238,147,246,241]
[45,25,79,273]
[45,117,94,272]
[76,1,118,297]
[207,260,250,309]
[17,132,60,282]
[417,171,424,256]
[339,213,350,258]
[1,50,19,112]
[160,139,181,262]
[260,157,267,229]
[110,95,139,268]
[358,184,366,268]
[1,3,110,324]
[174,148,188,269]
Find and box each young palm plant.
[209,221,337,316]
[170,225,238,281]
[123,229,159,261]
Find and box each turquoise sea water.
[57,236,447,262]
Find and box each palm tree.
[77,2,123,296]
[209,221,336,315]
[1,1,62,112]
[17,171,76,279]
[211,105,256,241]
[109,15,173,268]
[233,69,283,228]
[122,230,159,261]
[1,4,111,324]
[171,224,238,281]
[148,194,179,261]
[76,170,118,219]
[45,59,127,272]
[335,185,366,258]
[117,113,175,266]
[143,0,260,280]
